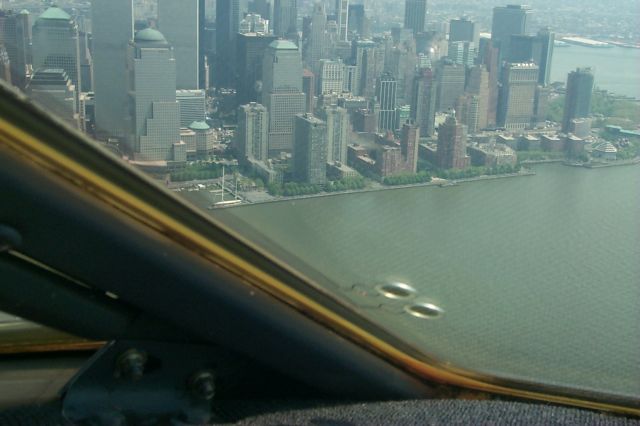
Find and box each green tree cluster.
[436,164,521,180]
[281,182,323,196]
[382,171,432,186]
[326,177,366,192]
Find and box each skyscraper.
[273,0,298,39]
[400,121,419,173]
[481,39,500,127]
[302,69,315,113]
[27,68,79,128]
[92,0,133,140]
[322,104,349,163]
[176,89,206,127]
[237,102,269,162]
[262,40,306,155]
[411,67,437,137]
[497,62,538,130]
[0,9,31,89]
[158,0,199,89]
[127,28,180,161]
[491,5,531,65]
[404,0,428,34]
[506,29,554,86]
[562,67,595,133]
[455,94,480,135]
[335,0,349,42]
[449,17,479,45]
[465,65,490,131]
[293,113,327,184]
[352,39,377,97]
[215,0,243,86]
[236,32,277,105]
[535,28,554,86]
[376,72,398,132]
[309,2,327,73]
[447,41,477,66]
[435,59,466,112]
[348,4,367,37]
[436,114,468,170]
[32,7,81,93]
[318,59,344,95]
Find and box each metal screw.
[115,349,147,381]
[188,371,216,401]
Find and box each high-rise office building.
[348,4,367,38]
[302,69,315,113]
[400,121,419,173]
[497,62,538,130]
[237,102,269,162]
[215,0,243,86]
[435,59,466,112]
[447,41,476,66]
[158,0,199,89]
[465,65,490,131]
[411,67,437,137]
[127,28,180,161]
[335,0,349,42]
[318,59,344,95]
[352,39,378,97]
[0,9,31,89]
[322,104,350,163]
[176,89,206,127]
[535,28,554,86]
[404,0,428,34]
[262,39,306,155]
[293,113,327,184]
[237,32,277,105]
[376,72,398,132]
[491,4,531,64]
[481,39,500,127]
[449,17,479,45]
[562,67,595,133]
[309,2,327,73]
[273,0,298,39]
[92,0,133,140]
[32,7,81,93]
[507,28,554,86]
[27,68,79,128]
[78,31,93,93]
[455,94,480,135]
[436,114,468,170]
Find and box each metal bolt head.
[115,349,147,381]
[189,371,216,401]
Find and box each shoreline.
[209,170,536,208]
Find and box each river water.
[187,163,640,400]
[551,45,640,99]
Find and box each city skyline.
[0,0,636,202]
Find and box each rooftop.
[188,121,211,131]
[38,6,71,21]
[135,28,168,44]
[269,39,298,50]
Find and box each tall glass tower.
[92,0,133,139]
[158,0,199,90]
[404,0,428,34]
[127,28,180,161]
[32,7,81,93]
